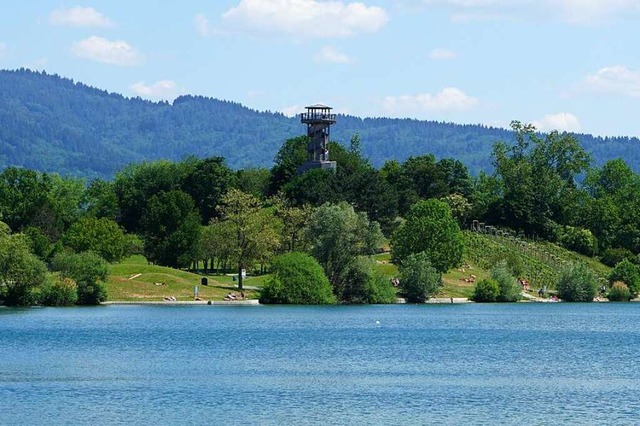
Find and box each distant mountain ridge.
[1,68,639,180]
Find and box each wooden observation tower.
[297,104,337,174]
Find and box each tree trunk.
[237,263,244,290]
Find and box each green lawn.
[107,256,261,301]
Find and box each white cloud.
[71,36,142,66]
[50,7,113,28]
[533,112,582,133]
[195,13,226,37]
[130,80,181,101]
[429,48,456,60]
[382,87,479,116]
[582,65,640,97]
[314,46,352,63]
[281,105,302,117]
[417,0,640,23]
[222,0,388,38]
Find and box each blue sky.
[1,0,639,137]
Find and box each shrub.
[492,260,521,302]
[608,281,630,302]
[399,251,442,303]
[51,251,109,305]
[341,257,396,304]
[557,226,598,257]
[488,252,524,278]
[608,259,640,298]
[556,263,598,302]
[600,248,636,267]
[473,278,500,302]
[260,252,335,305]
[39,276,78,306]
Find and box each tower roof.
[306,104,332,109]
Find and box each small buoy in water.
[375,320,380,325]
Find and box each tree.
[491,260,521,302]
[236,167,270,200]
[399,251,442,303]
[341,256,396,304]
[391,199,463,273]
[260,252,335,305]
[491,122,591,237]
[556,263,598,302]
[114,160,185,232]
[182,156,235,224]
[608,259,640,298]
[305,202,383,297]
[63,217,128,262]
[140,190,202,268]
[217,189,281,290]
[273,194,313,253]
[51,251,109,305]
[268,136,309,196]
[0,222,47,306]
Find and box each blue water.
[1,304,639,425]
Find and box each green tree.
[273,194,313,252]
[217,189,281,290]
[556,263,598,302]
[0,222,47,306]
[491,260,521,302]
[182,156,235,224]
[305,202,383,297]
[608,259,640,298]
[399,251,442,303]
[63,217,128,262]
[473,278,500,302]
[260,252,335,305]
[51,251,108,305]
[492,121,591,237]
[236,167,270,200]
[268,136,309,195]
[114,160,185,232]
[85,179,119,220]
[391,199,463,273]
[140,190,202,268]
[341,256,396,304]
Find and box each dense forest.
[1,68,640,180]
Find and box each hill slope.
[2,68,640,179]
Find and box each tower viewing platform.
[297,104,337,174]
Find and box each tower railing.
[300,112,337,122]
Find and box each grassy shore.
[107,255,262,302]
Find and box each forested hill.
[2,68,640,180]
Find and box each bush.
[473,278,500,302]
[608,281,631,302]
[341,257,396,304]
[399,251,442,303]
[39,276,78,306]
[608,259,640,298]
[557,226,598,257]
[600,248,636,267]
[492,260,521,302]
[260,252,336,305]
[51,251,109,305]
[556,263,598,302]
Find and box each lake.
[1,303,639,425]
